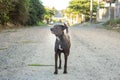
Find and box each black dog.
[50,23,71,74]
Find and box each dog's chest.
[56,37,63,50]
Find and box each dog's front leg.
[54,53,58,74]
[58,53,62,69]
[63,54,68,74]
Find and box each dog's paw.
[54,71,58,74]
[63,71,67,74]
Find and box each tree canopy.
[44,7,56,24]
[68,0,98,21]
[0,0,46,26]
[27,0,45,25]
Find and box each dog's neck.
[56,34,64,41]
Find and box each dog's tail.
[63,23,69,33]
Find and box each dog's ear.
[62,23,68,33]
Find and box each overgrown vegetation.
[44,7,56,24]
[103,19,120,32]
[0,0,55,28]
[26,0,45,26]
[104,19,120,25]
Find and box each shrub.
[104,18,120,26]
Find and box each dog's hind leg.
[58,53,62,69]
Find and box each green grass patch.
[21,40,36,44]
[16,40,37,44]
[112,27,120,32]
[28,64,54,66]
[4,29,17,33]
[104,18,120,25]
[104,25,120,32]
[37,22,47,26]
[104,25,112,30]
[103,18,120,32]
[0,47,7,50]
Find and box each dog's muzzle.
[50,28,54,34]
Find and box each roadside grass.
[71,22,90,27]
[103,19,120,32]
[104,18,120,25]
[0,22,47,32]
[104,25,120,32]
[4,29,18,33]
[0,25,2,32]
[37,22,47,26]
[71,23,81,27]
[28,64,54,66]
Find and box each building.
[114,0,120,19]
[97,0,120,22]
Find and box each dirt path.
[0,24,120,80]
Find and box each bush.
[0,13,9,25]
[103,18,120,32]
[37,21,47,26]
[104,18,120,26]
[116,18,120,24]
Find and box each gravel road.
[0,24,120,80]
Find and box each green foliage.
[44,8,55,19]
[104,25,120,32]
[116,19,120,24]
[0,12,9,25]
[103,18,120,32]
[104,19,120,25]
[0,0,11,25]
[9,0,30,25]
[100,2,104,8]
[0,0,46,26]
[37,21,47,26]
[68,0,98,21]
[27,0,45,26]
[44,7,56,24]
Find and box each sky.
[41,0,70,10]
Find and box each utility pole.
[90,0,93,23]
[106,0,112,20]
[109,2,111,20]
[97,0,100,21]
[98,0,100,9]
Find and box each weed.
[28,64,54,66]
[0,47,7,50]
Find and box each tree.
[9,0,30,25]
[44,7,55,24]
[27,0,45,25]
[0,0,46,26]
[68,0,97,21]
[0,0,12,25]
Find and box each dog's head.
[50,23,68,36]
